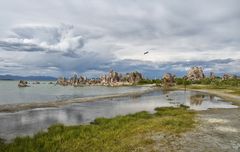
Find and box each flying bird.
[144,51,149,55]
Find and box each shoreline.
[173,86,240,106]
[0,86,160,113]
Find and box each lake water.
[0,81,148,104]
[0,87,237,140]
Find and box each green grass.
[0,106,195,152]
[137,79,162,85]
[177,84,240,96]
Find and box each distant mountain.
[0,75,57,81]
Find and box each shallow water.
[0,81,148,104]
[0,90,237,140]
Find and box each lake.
[0,81,148,104]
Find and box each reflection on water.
[0,108,84,140]
[0,90,237,140]
[190,94,216,106]
[190,94,205,105]
[162,89,171,95]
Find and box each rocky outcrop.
[70,74,78,85]
[100,70,121,86]
[108,70,120,83]
[222,74,237,80]
[32,81,40,84]
[79,76,87,83]
[125,71,143,84]
[18,80,29,87]
[87,79,101,85]
[162,73,175,86]
[162,73,175,83]
[100,70,143,86]
[187,67,205,81]
[57,75,88,86]
[209,72,216,80]
[57,70,143,86]
[57,77,68,86]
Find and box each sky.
[0,0,239,78]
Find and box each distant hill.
[0,75,57,81]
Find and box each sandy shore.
[0,87,160,113]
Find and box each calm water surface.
[0,89,237,140]
[0,81,148,104]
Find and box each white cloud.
[0,24,84,54]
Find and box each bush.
[152,79,162,84]
[175,78,191,85]
[211,78,240,87]
[175,78,183,85]
[183,79,192,85]
[192,80,201,84]
[137,79,162,85]
[137,79,154,85]
[200,78,212,85]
